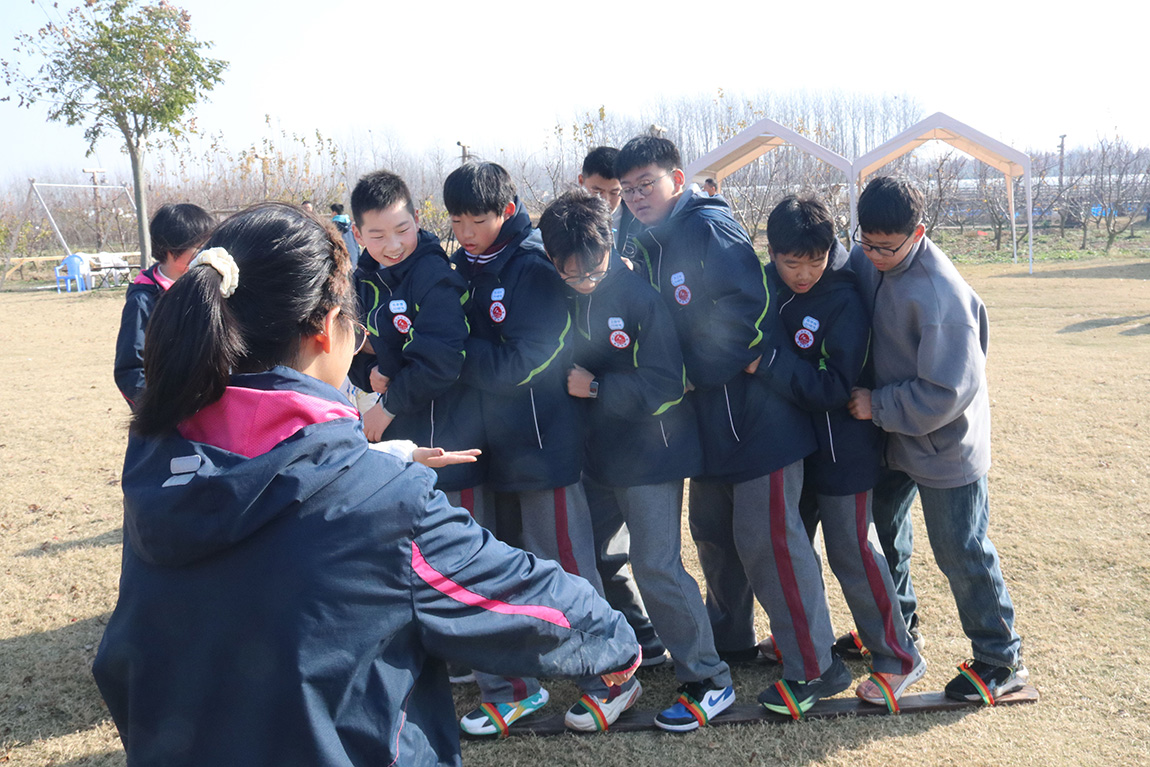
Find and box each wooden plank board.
[479,685,1039,737]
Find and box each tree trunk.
[127,141,150,269]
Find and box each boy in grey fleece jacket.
[846,177,1028,704]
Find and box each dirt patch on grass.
[1,260,1148,766]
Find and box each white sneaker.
[564,681,643,732]
[459,688,549,737]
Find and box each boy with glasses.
[540,190,733,731]
[579,146,667,668]
[846,176,1028,703]
[616,137,851,715]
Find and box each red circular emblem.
[794,328,815,349]
[609,330,631,349]
[674,285,692,305]
[489,300,506,324]
[393,314,412,333]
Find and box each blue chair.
[55,254,89,293]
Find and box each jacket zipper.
[723,384,740,442]
[529,388,543,449]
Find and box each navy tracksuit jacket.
[113,265,170,408]
[759,261,883,495]
[451,201,583,492]
[569,251,702,487]
[350,231,483,491]
[627,192,816,483]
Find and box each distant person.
[113,203,214,408]
[578,146,634,249]
[758,195,925,710]
[703,178,720,197]
[330,202,360,258]
[577,145,666,668]
[846,176,1028,704]
[539,190,733,731]
[92,202,640,765]
[301,199,314,213]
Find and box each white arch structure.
[683,116,854,229]
[853,112,1034,273]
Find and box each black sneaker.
[640,642,669,668]
[758,656,853,718]
[717,645,761,664]
[944,660,1029,704]
[833,616,924,660]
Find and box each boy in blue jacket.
[445,163,631,734]
[847,176,1027,703]
[615,137,842,714]
[539,190,734,731]
[757,196,925,710]
[347,170,484,503]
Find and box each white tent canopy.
[684,116,852,219]
[852,112,1034,273]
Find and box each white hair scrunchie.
[189,247,240,298]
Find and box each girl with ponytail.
[94,203,639,766]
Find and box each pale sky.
[1,0,1147,189]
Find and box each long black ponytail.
[132,203,354,436]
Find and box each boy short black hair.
[538,190,613,276]
[351,170,415,227]
[581,146,619,180]
[615,136,681,179]
[442,162,516,217]
[766,196,836,259]
[330,202,344,215]
[150,203,214,263]
[857,176,924,236]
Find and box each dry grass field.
[1,257,1148,766]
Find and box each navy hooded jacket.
[350,230,484,491]
[92,367,637,767]
[450,201,583,492]
[758,261,882,495]
[113,265,173,407]
[627,191,816,483]
[569,251,702,487]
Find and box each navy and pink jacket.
[92,366,636,767]
[113,265,173,407]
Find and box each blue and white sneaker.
[654,679,735,732]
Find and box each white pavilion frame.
[683,116,853,233]
[853,112,1034,273]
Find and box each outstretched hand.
[412,447,482,468]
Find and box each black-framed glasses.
[349,319,368,354]
[852,225,916,258]
[562,269,609,286]
[621,172,671,200]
